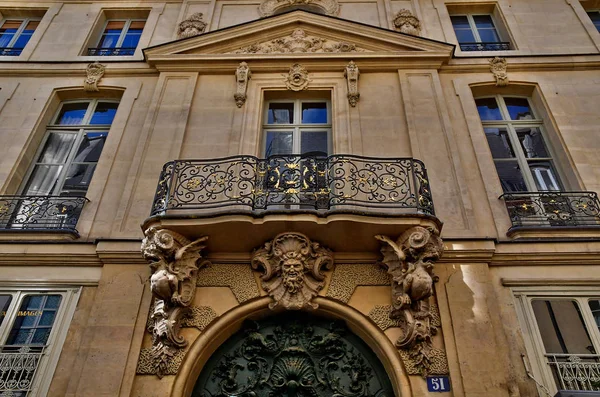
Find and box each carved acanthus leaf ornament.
[376,226,445,377]
[344,60,360,107]
[490,57,508,87]
[231,28,366,54]
[251,232,333,310]
[234,61,251,108]
[258,0,340,17]
[141,227,210,378]
[84,62,105,92]
[393,9,422,36]
[177,12,207,39]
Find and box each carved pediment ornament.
[375,226,445,377]
[251,232,334,310]
[258,0,340,17]
[141,227,210,378]
[234,61,251,108]
[284,63,311,91]
[84,62,105,92]
[230,28,366,54]
[177,12,207,39]
[490,57,508,87]
[393,9,422,36]
[344,60,360,107]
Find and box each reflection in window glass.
[300,131,328,155]
[89,102,118,125]
[55,103,89,125]
[516,127,549,158]
[476,98,503,120]
[587,11,600,32]
[505,97,533,120]
[7,294,62,346]
[265,131,293,156]
[493,161,527,192]
[484,128,514,158]
[590,300,600,333]
[268,103,294,124]
[530,162,560,191]
[0,294,12,326]
[301,103,327,124]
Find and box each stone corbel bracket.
[251,232,334,310]
[234,62,251,108]
[375,226,445,377]
[177,12,207,39]
[141,227,210,378]
[490,57,509,87]
[84,62,105,92]
[344,61,360,107]
[393,9,422,36]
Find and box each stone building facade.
[0,0,599,396]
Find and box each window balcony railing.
[459,42,511,51]
[0,345,46,394]
[546,354,600,392]
[87,47,136,56]
[0,48,24,56]
[0,195,89,234]
[150,154,435,217]
[500,191,600,228]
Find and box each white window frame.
[0,286,81,396]
[513,287,600,396]
[450,13,503,43]
[477,95,562,192]
[261,98,332,157]
[0,18,41,50]
[96,19,146,49]
[20,99,118,197]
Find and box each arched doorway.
[192,312,394,396]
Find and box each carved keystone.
[393,9,422,36]
[84,62,105,92]
[177,12,207,39]
[490,57,508,87]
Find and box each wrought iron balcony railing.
[150,155,435,217]
[546,354,600,391]
[0,47,23,56]
[0,345,46,394]
[500,191,600,228]
[0,195,89,233]
[459,42,511,51]
[87,47,136,56]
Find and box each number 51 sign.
[427,376,451,392]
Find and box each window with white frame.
[587,11,600,31]
[450,13,511,51]
[0,287,80,396]
[0,18,40,56]
[475,96,561,193]
[88,19,146,56]
[514,288,600,394]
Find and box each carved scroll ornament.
[344,61,360,107]
[284,63,311,91]
[258,0,340,17]
[393,9,422,36]
[234,62,251,108]
[84,62,105,92]
[251,232,333,310]
[141,227,209,377]
[490,57,508,87]
[375,226,445,377]
[177,12,207,39]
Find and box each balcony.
[0,48,23,56]
[0,345,46,395]
[87,47,136,56]
[546,354,600,392]
[145,154,440,252]
[0,195,88,237]
[459,42,511,51]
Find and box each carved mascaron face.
[281,257,305,293]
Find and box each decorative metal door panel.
[193,313,394,397]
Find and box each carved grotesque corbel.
[84,62,105,92]
[251,232,333,310]
[376,226,445,377]
[490,57,508,87]
[177,12,207,39]
[393,9,422,36]
[141,227,209,377]
[234,62,251,108]
[344,61,360,107]
[284,64,311,91]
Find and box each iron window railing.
[459,42,511,51]
[0,195,88,233]
[546,354,600,392]
[0,47,24,56]
[500,191,600,228]
[150,154,435,216]
[0,345,46,394]
[87,47,136,56]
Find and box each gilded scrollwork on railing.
[149,154,436,216]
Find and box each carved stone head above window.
[258,0,340,17]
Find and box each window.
[88,19,145,56]
[0,18,39,56]
[587,11,600,31]
[450,14,510,51]
[514,289,600,394]
[475,96,561,193]
[0,288,80,396]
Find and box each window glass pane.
[484,128,515,158]
[13,32,33,49]
[61,163,97,195]
[73,132,108,163]
[98,33,120,49]
[300,131,328,155]
[450,15,471,29]
[6,295,62,346]
[104,21,125,32]
[589,300,600,333]
[587,11,600,30]
[36,133,77,164]
[476,98,503,120]
[477,29,501,43]
[0,20,21,48]
[265,131,293,156]
[22,165,63,195]
[454,29,476,43]
[494,161,527,192]
[0,294,12,326]
[529,161,560,191]
[267,103,294,124]
[90,102,118,125]
[532,299,595,354]
[301,102,327,123]
[504,97,534,120]
[472,15,495,29]
[516,127,549,158]
[55,102,90,125]
[121,31,143,48]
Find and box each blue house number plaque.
[427,376,451,392]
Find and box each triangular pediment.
[144,10,454,67]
